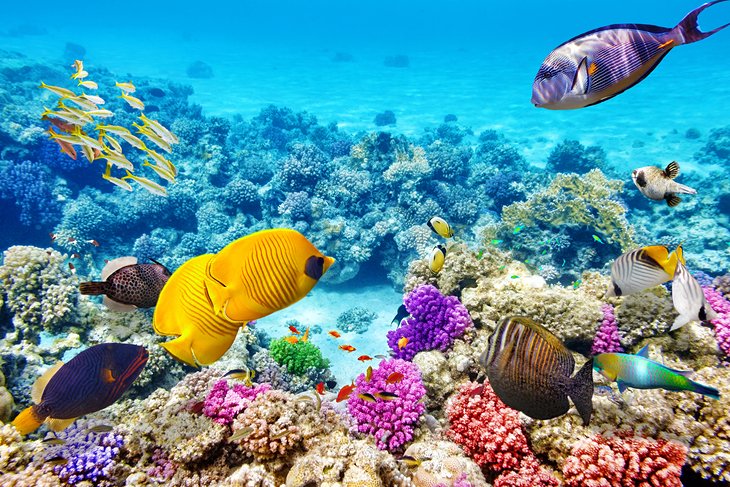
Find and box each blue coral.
[0,159,61,227]
[276,143,332,193]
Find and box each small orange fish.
[336,383,356,402]
[339,345,356,352]
[328,330,341,338]
[289,325,300,335]
[284,336,299,344]
[397,336,408,350]
[44,115,77,133]
[358,355,373,362]
[365,366,373,383]
[386,372,404,384]
[316,382,325,395]
[87,239,100,247]
[302,327,310,342]
[357,393,377,403]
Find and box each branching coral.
[592,303,623,355]
[268,337,330,376]
[203,379,271,425]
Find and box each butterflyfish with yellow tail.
[605,244,684,297]
[11,343,147,435]
[153,228,334,367]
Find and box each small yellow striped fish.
[605,245,684,297]
[480,316,594,425]
[153,229,334,367]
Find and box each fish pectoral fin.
[570,56,591,94]
[203,278,230,318]
[616,380,629,394]
[665,194,682,207]
[47,417,77,432]
[636,345,650,358]
[101,368,116,383]
[664,161,680,179]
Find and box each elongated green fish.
[593,345,719,399]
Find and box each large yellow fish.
[153,229,334,367]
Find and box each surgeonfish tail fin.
[675,183,698,195]
[674,0,730,45]
[11,406,44,435]
[689,379,720,400]
[79,281,108,295]
[569,358,595,426]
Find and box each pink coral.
[562,433,687,487]
[347,358,426,451]
[703,285,730,358]
[445,382,558,486]
[592,303,623,355]
[203,379,271,425]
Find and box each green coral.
[0,245,77,340]
[501,169,635,251]
[269,337,330,376]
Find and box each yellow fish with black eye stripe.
[153,228,335,367]
[427,216,453,238]
[429,244,446,274]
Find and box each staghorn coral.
[501,169,635,251]
[0,245,77,340]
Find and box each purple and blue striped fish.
[532,1,730,109]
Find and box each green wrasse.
[593,345,719,399]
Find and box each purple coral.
[702,285,730,359]
[203,378,271,425]
[147,448,176,481]
[43,421,124,485]
[387,284,472,360]
[347,358,426,451]
[591,304,623,355]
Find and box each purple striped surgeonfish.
[153,228,335,367]
[480,316,594,425]
[11,343,148,435]
[593,345,719,399]
[532,1,730,109]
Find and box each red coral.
[563,433,687,487]
[446,381,558,486]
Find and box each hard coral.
[591,303,623,355]
[562,433,686,487]
[268,336,330,376]
[703,285,730,358]
[347,358,426,451]
[387,284,472,360]
[203,379,271,425]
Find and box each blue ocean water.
[1,2,730,483]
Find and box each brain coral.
[0,245,77,340]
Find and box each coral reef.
[268,336,331,376]
[591,303,623,354]
[336,306,377,334]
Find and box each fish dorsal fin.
[664,161,680,179]
[31,362,64,404]
[571,57,591,94]
[101,256,138,280]
[47,417,76,432]
[103,296,137,312]
[636,345,650,359]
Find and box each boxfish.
[79,256,171,311]
[12,343,148,435]
[593,345,720,399]
[532,0,730,109]
[480,316,594,425]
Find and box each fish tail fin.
[675,183,697,195]
[78,281,108,295]
[689,379,720,400]
[11,406,44,435]
[674,0,730,45]
[670,314,692,331]
[569,358,595,426]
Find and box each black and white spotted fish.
[605,245,684,297]
[670,260,718,330]
[532,1,730,109]
[79,257,171,311]
[632,161,697,207]
[480,316,594,425]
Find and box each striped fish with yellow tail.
[153,228,334,367]
[605,244,684,297]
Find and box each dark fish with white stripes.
[670,260,718,331]
[153,229,334,367]
[605,245,684,297]
[11,343,148,435]
[479,316,594,425]
[532,1,730,109]
[79,257,171,311]
[632,161,697,207]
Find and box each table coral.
[445,382,558,486]
[347,358,426,452]
[562,433,687,487]
[387,284,472,360]
[0,245,77,340]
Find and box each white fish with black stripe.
[605,245,684,298]
[632,161,696,207]
[670,260,718,331]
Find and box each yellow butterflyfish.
[153,229,334,366]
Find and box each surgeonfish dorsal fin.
[47,417,76,432]
[636,345,650,359]
[664,161,680,179]
[101,256,138,281]
[31,362,64,404]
